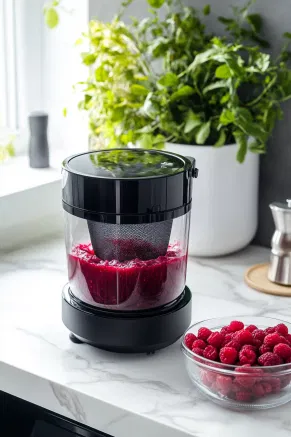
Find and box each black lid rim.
[63,200,192,224]
[62,148,194,181]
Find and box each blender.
[62,148,198,352]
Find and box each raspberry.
[262,382,272,394]
[253,383,265,398]
[239,348,257,365]
[184,333,197,350]
[231,382,241,393]
[198,327,212,341]
[252,329,265,343]
[269,377,281,393]
[241,344,257,353]
[259,344,271,355]
[216,375,233,394]
[245,324,258,333]
[258,352,282,366]
[273,343,291,359]
[236,391,252,402]
[220,326,229,336]
[222,333,234,346]
[200,370,211,387]
[235,366,258,388]
[205,370,216,384]
[225,340,241,351]
[192,339,207,350]
[207,332,224,348]
[265,327,276,335]
[219,347,238,364]
[200,370,216,387]
[275,323,288,336]
[253,338,263,348]
[264,333,282,347]
[278,336,289,345]
[229,321,244,332]
[192,347,204,357]
[286,334,291,344]
[233,329,253,346]
[285,357,291,364]
[203,345,218,361]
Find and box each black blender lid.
[64,149,186,179]
[62,148,197,224]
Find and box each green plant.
[78,18,163,149]
[145,36,291,161]
[43,1,60,28]
[131,0,291,161]
[47,0,291,162]
[0,136,15,163]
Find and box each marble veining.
[0,237,291,437]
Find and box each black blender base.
[62,285,192,353]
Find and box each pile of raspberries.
[184,320,291,402]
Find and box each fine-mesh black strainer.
[62,148,197,262]
[88,219,173,261]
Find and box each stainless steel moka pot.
[268,199,291,285]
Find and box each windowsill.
[0,154,64,251]
[0,154,62,197]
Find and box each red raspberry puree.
[68,243,187,310]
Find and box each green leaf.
[95,66,107,82]
[184,111,202,134]
[283,32,291,39]
[44,7,59,29]
[236,107,252,122]
[220,94,230,104]
[149,37,169,57]
[203,5,211,15]
[139,133,153,148]
[170,86,195,102]
[215,64,231,79]
[250,34,270,49]
[214,129,226,147]
[62,107,67,117]
[147,0,164,8]
[158,72,179,87]
[152,134,166,149]
[255,53,270,72]
[246,14,262,33]
[219,109,235,125]
[81,53,97,66]
[235,114,267,143]
[249,140,266,154]
[195,121,211,145]
[143,93,159,119]
[234,130,248,163]
[130,84,149,96]
[218,16,234,25]
[203,80,228,94]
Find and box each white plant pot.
[166,142,259,257]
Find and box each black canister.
[28,111,49,168]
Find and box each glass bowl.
[181,316,291,410]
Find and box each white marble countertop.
[1,238,291,437]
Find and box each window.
[0,0,18,129]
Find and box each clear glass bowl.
[181,316,291,410]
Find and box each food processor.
[62,148,198,352]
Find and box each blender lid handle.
[185,156,199,178]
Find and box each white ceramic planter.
[166,142,259,257]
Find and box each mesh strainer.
[88,219,173,261]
